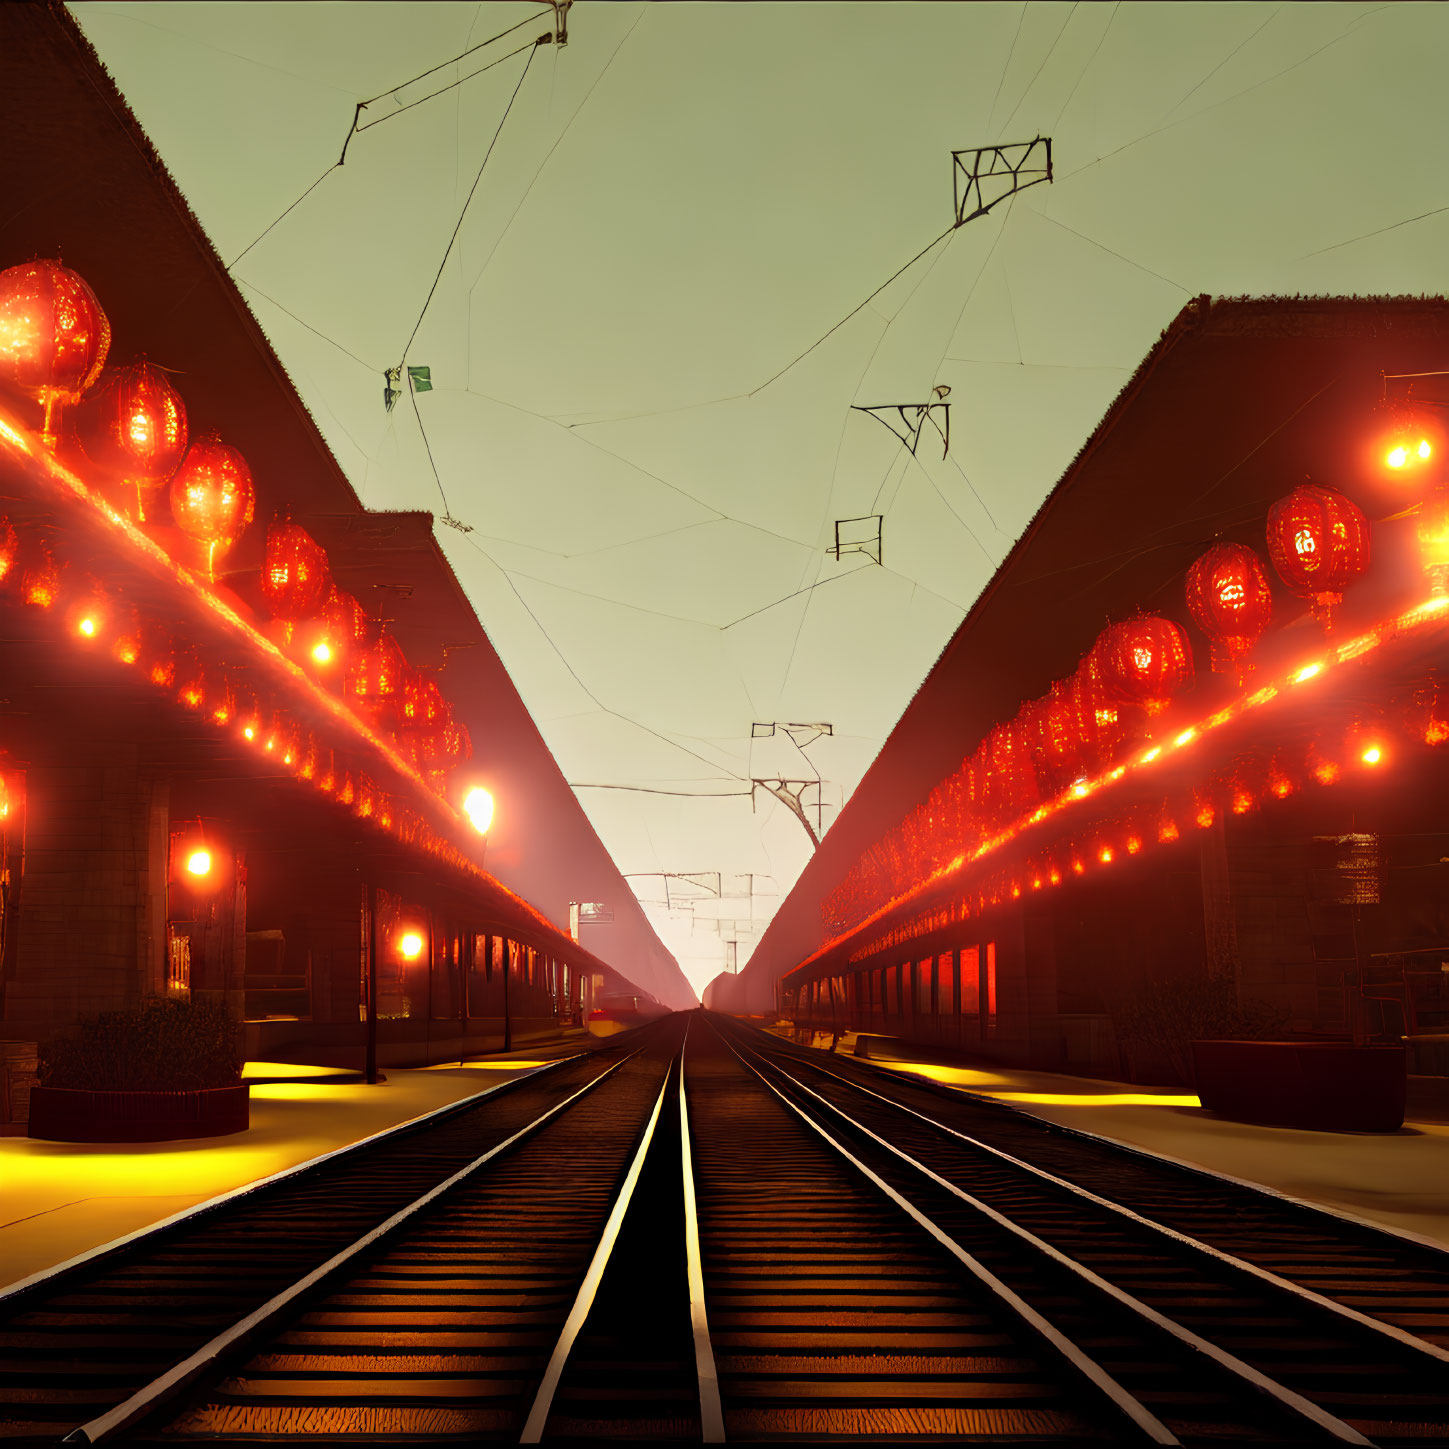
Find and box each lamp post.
[460,784,504,1047]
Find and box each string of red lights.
[809,410,1449,980]
[0,257,563,944]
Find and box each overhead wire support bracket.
[953,136,1052,226]
[830,516,883,565]
[752,779,822,850]
[853,386,951,458]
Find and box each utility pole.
[364,879,380,1085]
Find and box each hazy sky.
[72,0,1449,999]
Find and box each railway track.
[3,1010,1446,1443]
[0,1021,679,1445]
[715,1015,1449,1445]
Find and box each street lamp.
[463,785,494,835]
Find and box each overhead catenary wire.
[465,4,649,328]
[350,38,539,146]
[449,529,753,783]
[228,17,549,270]
[397,37,542,369]
[359,10,540,108]
[1052,2,1396,187]
[1000,1,1079,135]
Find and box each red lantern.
[1067,655,1123,768]
[304,586,367,670]
[74,362,187,521]
[1186,543,1272,679]
[1266,484,1369,629]
[0,517,17,585]
[346,623,406,720]
[399,668,447,734]
[1094,616,1194,716]
[0,260,111,442]
[260,518,331,629]
[170,433,255,580]
[441,717,471,767]
[980,720,1039,823]
[1023,680,1082,785]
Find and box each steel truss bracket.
[953,136,1052,226]
[853,391,951,458]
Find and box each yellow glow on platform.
[241,1061,355,1081]
[248,1081,353,1103]
[422,1059,551,1071]
[881,1061,1198,1109]
[878,1061,1010,1089]
[995,1090,1201,1107]
[1294,662,1323,684]
[311,641,333,665]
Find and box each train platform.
[0,1053,573,1294]
[786,1028,1449,1252]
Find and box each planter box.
[28,1084,249,1142]
[1191,1041,1406,1133]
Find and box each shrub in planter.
[1113,971,1286,1085]
[31,997,247,1142]
[39,996,241,1091]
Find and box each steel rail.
[60,1047,646,1446]
[710,1026,1181,1446]
[741,1026,1449,1367]
[728,1031,1374,1446]
[680,1019,726,1443]
[0,1051,586,1308]
[520,1068,672,1441]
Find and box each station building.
[0,2,690,1119]
[713,293,1449,1084]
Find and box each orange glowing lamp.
[1380,407,1442,475]
[170,433,256,581]
[398,930,425,960]
[346,622,406,721]
[74,362,188,521]
[1094,615,1194,716]
[0,259,111,444]
[1266,484,1369,630]
[1185,543,1272,679]
[260,518,331,626]
[171,823,226,893]
[463,785,494,834]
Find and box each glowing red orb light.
[260,518,331,625]
[0,260,111,443]
[1094,616,1194,716]
[74,362,187,521]
[1186,543,1272,679]
[346,622,406,720]
[169,433,255,580]
[1266,484,1369,630]
[1066,655,1123,768]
